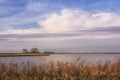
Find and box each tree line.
[22,48,55,54]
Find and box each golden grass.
[0,59,120,80]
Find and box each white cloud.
[1,9,120,41]
[2,29,42,34]
[39,9,120,33]
[2,9,120,34]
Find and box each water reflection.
[0,54,120,65]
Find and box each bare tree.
[30,48,39,53]
[22,49,28,53]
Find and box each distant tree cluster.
[22,48,40,53]
[31,48,39,53]
[22,48,56,54]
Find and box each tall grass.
[0,59,120,80]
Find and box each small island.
[0,48,51,57]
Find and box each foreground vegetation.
[0,59,120,80]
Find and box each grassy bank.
[0,53,49,57]
[0,59,120,80]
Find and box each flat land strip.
[0,53,49,57]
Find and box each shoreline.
[0,53,50,57]
[0,52,120,57]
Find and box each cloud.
[39,9,120,33]
[1,9,120,41]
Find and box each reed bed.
[0,59,120,80]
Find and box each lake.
[0,54,120,65]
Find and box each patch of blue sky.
[0,0,27,17]
[1,0,120,18]
[15,22,40,29]
[0,0,28,7]
[41,0,120,12]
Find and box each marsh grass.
[0,59,120,80]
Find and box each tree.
[22,49,28,53]
[30,48,39,53]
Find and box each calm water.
[0,54,120,64]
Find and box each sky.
[0,0,120,53]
